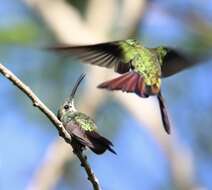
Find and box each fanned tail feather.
[66,123,116,155]
[98,71,159,97]
[85,131,116,155]
[157,91,171,134]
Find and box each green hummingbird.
[57,73,116,154]
[50,39,194,134]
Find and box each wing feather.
[161,48,195,78]
[47,41,131,73]
[65,121,116,154]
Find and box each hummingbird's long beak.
[70,73,86,101]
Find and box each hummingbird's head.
[57,73,86,121]
[156,47,168,65]
[57,100,76,120]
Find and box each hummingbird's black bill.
[70,73,86,100]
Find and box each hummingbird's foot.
[80,154,87,167]
[72,145,80,155]
[84,155,87,160]
[58,131,63,137]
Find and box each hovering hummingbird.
[50,39,194,134]
[57,73,116,154]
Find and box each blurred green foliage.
[0,23,39,44]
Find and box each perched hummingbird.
[57,73,116,154]
[50,39,194,134]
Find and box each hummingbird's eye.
[64,105,69,110]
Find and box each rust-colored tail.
[98,71,159,97]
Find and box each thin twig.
[71,140,100,190]
[0,63,101,190]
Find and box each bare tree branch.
[86,0,117,36]
[24,0,102,43]
[0,63,101,190]
[115,0,147,38]
[71,140,101,190]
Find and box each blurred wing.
[161,48,195,78]
[47,41,130,73]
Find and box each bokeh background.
[0,0,212,190]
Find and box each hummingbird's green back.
[119,39,167,88]
[60,111,97,132]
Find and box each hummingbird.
[57,73,116,154]
[49,39,194,134]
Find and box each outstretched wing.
[47,41,131,74]
[161,48,195,78]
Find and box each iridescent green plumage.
[118,39,165,90]
[57,74,116,154]
[49,39,192,134]
[59,109,97,132]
